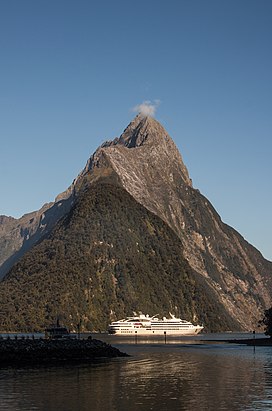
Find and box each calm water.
[1,333,272,411]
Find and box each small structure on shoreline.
[45,319,72,340]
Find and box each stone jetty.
[0,337,128,366]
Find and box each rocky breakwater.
[0,337,128,366]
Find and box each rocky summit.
[0,115,271,332]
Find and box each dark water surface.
[1,333,272,411]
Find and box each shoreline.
[0,337,128,367]
[205,337,272,346]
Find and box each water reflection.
[112,347,268,411]
[1,340,272,410]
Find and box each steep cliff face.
[0,198,73,280]
[0,115,271,331]
[71,115,272,329]
[0,208,50,279]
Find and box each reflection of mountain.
[0,346,269,410]
[0,115,271,331]
[114,349,267,410]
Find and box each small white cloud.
[132,100,160,117]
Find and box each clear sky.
[0,0,271,260]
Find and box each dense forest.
[0,183,239,332]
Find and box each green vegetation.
[0,183,239,332]
[260,308,272,337]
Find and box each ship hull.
[108,326,203,336]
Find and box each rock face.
[75,115,272,329]
[0,115,271,331]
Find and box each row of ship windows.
[152,325,193,328]
[118,330,163,333]
[112,325,192,328]
[112,326,193,330]
[115,330,195,334]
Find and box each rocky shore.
[225,337,272,346]
[0,337,128,366]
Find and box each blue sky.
[0,0,271,260]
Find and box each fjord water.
[1,334,272,411]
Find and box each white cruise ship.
[108,313,203,336]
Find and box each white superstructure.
[108,313,203,336]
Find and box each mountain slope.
[0,198,73,280]
[73,115,272,329]
[0,115,271,331]
[0,182,238,332]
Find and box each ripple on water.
[1,341,272,410]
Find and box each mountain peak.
[120,115,170,148]
[72,114,192,190]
